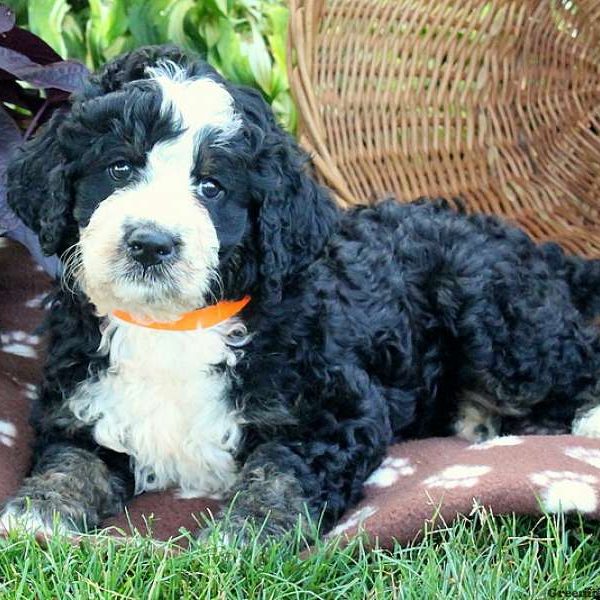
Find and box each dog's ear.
[236,87,339,303]
[7,110,76,257]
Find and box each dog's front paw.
[0,498,75,537]
[197,514,285,548]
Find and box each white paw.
[0,507,52,536]
[572,405,600,438]
[530,470,598,514]
[0,507,69,537]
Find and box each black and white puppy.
[4,45,600,539]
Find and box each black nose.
[126,227,177,267]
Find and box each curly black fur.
[5,46,600,539]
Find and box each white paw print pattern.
[327,506,377,537]
[0,421,17,447]
[423,464,492,489]
[467,436,523,450]
[565,447,600,470]
[22,383,38,401]
[0,330,40,358]
[530,470,598,514]
[365,457,415,488]
[24,293,47,309]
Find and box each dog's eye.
[197,179,223,200]
[108,161,133,183]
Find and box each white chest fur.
[68,317,246,499]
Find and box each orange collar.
[112,296,251,331]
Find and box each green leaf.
[271,90,297,133]
[127,0,193,49]
[103,34,136,62]
[214,18,253,85]
[214,0,228,17]
[269,63,288,98]
[200,16,224,48]
[28,0,70,57]
[61,14,86,63]
[265,4,288,76]
[88,0,128,46]
[165,0,194,49]
[85,0,128,67]
[127,0,167,46]
[243,24,273,95]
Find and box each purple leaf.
[16,60,89,92]
[0,103,22,169]
[0,105,22,235]
[0,44,39,73]
[0,4,15,34]
[0,47,88,92]
[0,25,62,65]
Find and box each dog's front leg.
[0,443,129,536]
[207,435,387,544]
[211,444,311,543]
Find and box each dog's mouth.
[75,242,218,321]
[121,256,177,284]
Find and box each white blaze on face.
[79,63,241,321]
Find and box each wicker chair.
[288,0,600,256]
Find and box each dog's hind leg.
[571,382,600,438]
[452,390,502,442]
[441,255,600,438]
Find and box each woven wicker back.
[288,0,600,256]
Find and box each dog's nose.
[126,227,177,267]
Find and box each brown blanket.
[2,238,599,547]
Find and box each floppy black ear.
[6,110,75,257]
[238,87,339,303]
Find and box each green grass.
[0,509,598,599]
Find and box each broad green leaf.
[203,0,229,17]
[28,0,70,57]
[269,63,288,98]
[214,0,228,17]
[244,24,273,95]
[271,90,297,133]
[201,16,224,49]
[88,0,128,47]
[265,4,288,75]
[86,0,128,65]
[61,14,86,63]
[127,0,168,46]
[103,34,136,61]
[215,19,253,85]
[127,0,193,49]
[165,0,194,49]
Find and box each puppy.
[3,45,600,539]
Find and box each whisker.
[59,242,84,296]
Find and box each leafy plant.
[4,0,296,131]
[0,3,88,273]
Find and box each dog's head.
[8,46,337,320]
